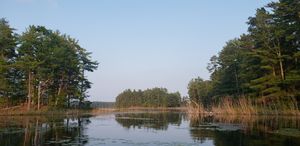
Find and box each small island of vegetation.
[115,88,181,108]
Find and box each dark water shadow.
[0,115,91,146]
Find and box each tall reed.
[186,100,206,115]
[187,97,299,116]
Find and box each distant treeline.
[0,19,98,110]
[90,101,115,108]
[115,88,181,108]
[188,0,300,108]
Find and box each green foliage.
[188,77,212,108]
[115,88,181,108]
[189,0,300,107]
[0,19,98,109]
[0,18,22,107]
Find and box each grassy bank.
[0,105,114,116]
[116,107,186,111]
[0,106,187,116]
[187,97,300,116]
[108,107,186,114]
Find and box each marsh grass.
[188,97,299,116]
[91,108,117,115]
[0,105,93,116]
[212,98,257,115]
[186,100,207,115]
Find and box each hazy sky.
[1,0,274,101]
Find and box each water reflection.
[189,115,300,146]
[0,116,91,146]
[114,112,300,145]
[1,113,300,146]
[115,112,183,130]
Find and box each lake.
[0,111,300,146]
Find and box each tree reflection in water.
[115,112,183,130]
[0,116,91,146]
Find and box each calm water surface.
[0,111,300,146]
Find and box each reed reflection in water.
[189,114,300,146]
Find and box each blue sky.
[1,0,274,101]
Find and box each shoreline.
[0,106,299,116]
[0,107,187,116]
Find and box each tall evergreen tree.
[0,18,18,107]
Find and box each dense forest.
[188,0,300,108]
[115,88,181,108]
[0,19,98,110]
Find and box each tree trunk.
[278,51,285,80]
[234,63,239,96]
[57,83,62,96]
[56,82,63,107]
[67,95,70,108]
[27,71,32,111]
[272,66,276,77]
[37,81,41,110]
